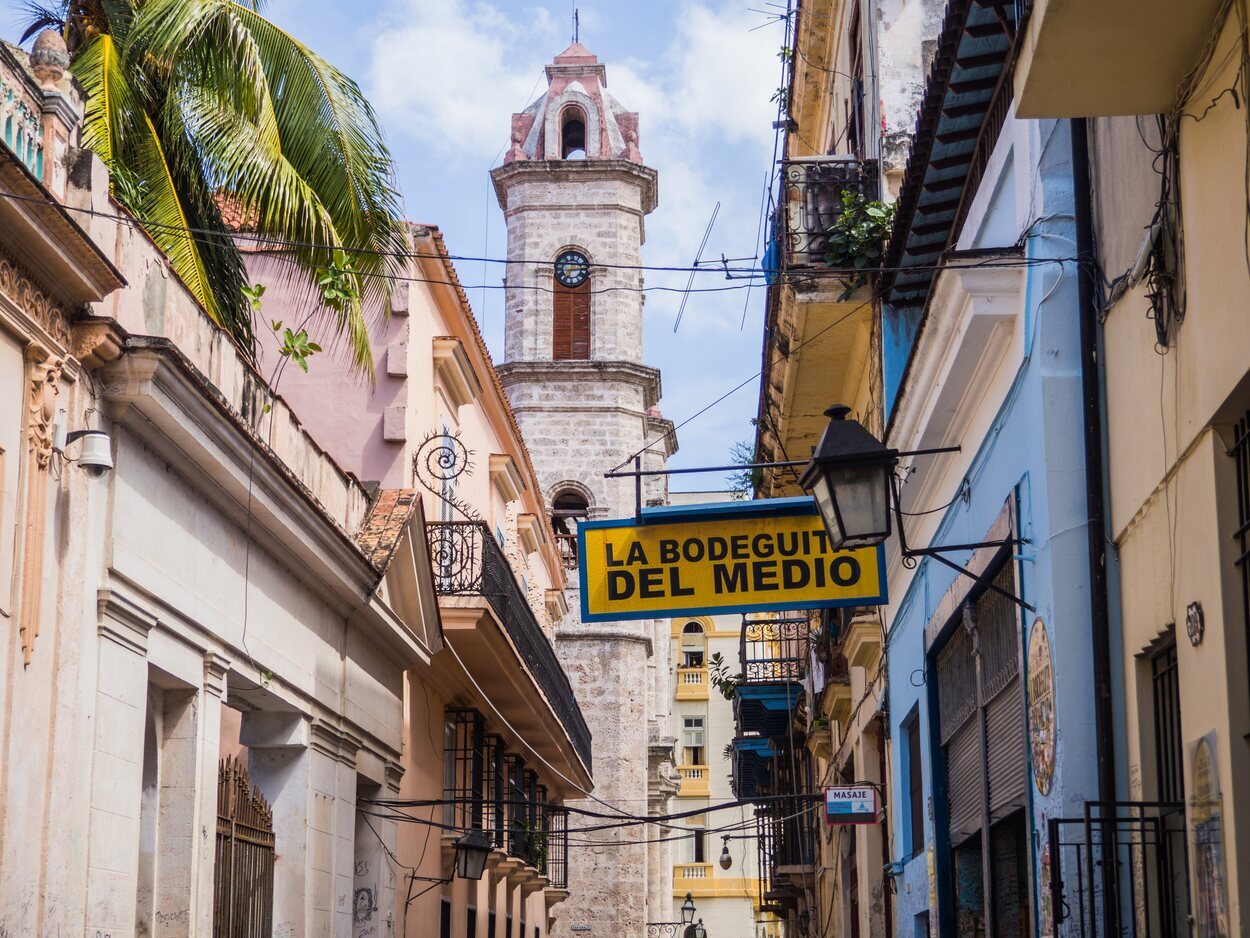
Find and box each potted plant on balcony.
[826,189,895,300]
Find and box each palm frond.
[70,0,396,372]
[18,1,68,44]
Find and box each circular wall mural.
[1028,617,1056,795]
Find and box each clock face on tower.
[554,250,590,287]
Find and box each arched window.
[551,488,589,570]
[680,621,706,667]
[552,250,591,360]
[561,108,587,159]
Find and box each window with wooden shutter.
[553,279,590,359]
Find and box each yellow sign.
[577,498,886,621]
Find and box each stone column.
[84,603,155,937]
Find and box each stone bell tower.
[492,42,679,938]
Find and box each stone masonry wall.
[495,152,671,936]
[501,172,649,364]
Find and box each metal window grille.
[534,784,549,875]
[213,757,275,938]
[483,733,506,848]
[444,709,486,832]
[1234,410,1250,715]
[504,754,527,859]
[546,807,569,888]
[522,769,540,867]
[1048,801,1189,937]
[1151,641,1184,803]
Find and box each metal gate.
[214,756,275,937]
[1047,801,1188,937]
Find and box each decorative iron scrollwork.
[412,429,480,522]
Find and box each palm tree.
[21,0,407,374]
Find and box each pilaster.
[83,601,155,937]
[192,652,231,936]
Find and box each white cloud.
[367,1,560,158]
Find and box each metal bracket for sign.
[605,444,1033,612]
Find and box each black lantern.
[799,404,897,550]
[680,892,696,925]
[453,828,492,880]
[691,921,708,938]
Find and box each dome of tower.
[504,44,643,164]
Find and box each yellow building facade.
[1016,0,1250,929]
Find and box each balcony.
[677,764,710,798]
[1015,0,1226,116]
[555,533,578,571]
[730,737,776,801]
[675,666,708,700]
[734,614,810,738]
[757,797,818,916]
[780,156,878,271]
[427,521,592,768]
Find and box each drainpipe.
[1071,117,1116,808]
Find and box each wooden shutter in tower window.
[553,279,590,359]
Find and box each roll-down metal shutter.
[945,720,983,845]
[985,677,1027,819]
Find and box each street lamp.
[649,894,703,938]
[680,892,696,924]
[453,828,492,880]
[799,405,897,550]
[718,837,732,870]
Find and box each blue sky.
[9,1,787,489]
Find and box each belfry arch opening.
[561,108,587,159]
[551,488,589,569]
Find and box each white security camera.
[65,429,113,478]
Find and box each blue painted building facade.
[875,3,1107,933]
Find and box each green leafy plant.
[825,189,896,299]
[317,250,360,312]
[242,282,266,312]
[522,820,548,870]
[708,651,743,701]
[727,434,762,501]
[271,320,322,373]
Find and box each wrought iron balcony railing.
[780,156,879,270]
[740,614,811,685]
[427,521,592,769]
[555,533,578,571]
